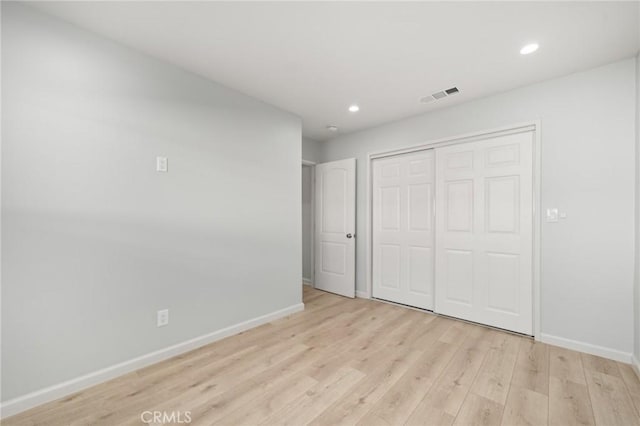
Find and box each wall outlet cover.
[157,309,169,327]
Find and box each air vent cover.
[432,91,447,100]
[421,86,461,105]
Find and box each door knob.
[346,233,353,239]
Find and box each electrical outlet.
[157,309,169,327]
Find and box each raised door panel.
[380,245,401,290]
[380,186,401,230]
[444,249,474,306]
[321,169,347,234]
[408,183,432,231]
[321,242,346,275]
[446,180,473,232]
[408,246,432,295]
[486,176,520,234]
[486,252,520,315]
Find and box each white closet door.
[372,150,435,310]
[435,132,533,334]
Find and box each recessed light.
[348,104,360,112]
[520,43,539,55]
[326,125,339,132]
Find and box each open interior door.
[314,158,356,298]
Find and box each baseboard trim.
[302,278,312,286]
[356,290,370,299]
[0,302,305,419]
[539,333,632,363]
[632,355,640,380]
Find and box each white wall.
[302,137,322,163]
[2,3,302,401]
[322,58,637,357]
[302,165,313,282]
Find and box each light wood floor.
[5,286,640,426]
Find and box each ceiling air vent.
[421,86,461,105]
[432,91,447,100]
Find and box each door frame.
[302,160,316,288]
[364,120,542,339]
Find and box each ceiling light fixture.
[520,43,539,55]
[326,125,339,132]
[348,104,360,112]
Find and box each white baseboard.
[302,278,312,286]
[632,355,640,380]
[539,333,632,363]
[0,302,305,419]
[356,290,370,299]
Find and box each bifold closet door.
[372,150,435,310]
[435,132,533,335]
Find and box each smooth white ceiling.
[30,1,640,141]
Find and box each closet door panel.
[372,150,435,310]
[435,132,533,334]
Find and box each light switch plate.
[156,156,168,172]
[157,309,169,327]
[546,208,558,222]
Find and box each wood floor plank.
[356,340,459,426]
[258,367,365,426]
[549,345,587,385]
[5,287,640,426]
[453,393,504,426]
[308,348,423,426]
[618,362,640,417]
[501,386,548,426]
[469,330,521,405]
[581,353,622,378]
[548,376,595,426]
[213,373,318,425]
[584,369,640,426]
[405,405,456,426]
[406,326,492,424]
[511,339,549,395]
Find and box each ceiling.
[31,1,640,141]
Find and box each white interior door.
[372,150,435,310]
[435,132,533,334]
[314,158,356,298]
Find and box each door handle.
[346,233,354,239]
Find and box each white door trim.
[302,160,315,287]
[365,120,542,339]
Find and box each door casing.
[302,160,316,288]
